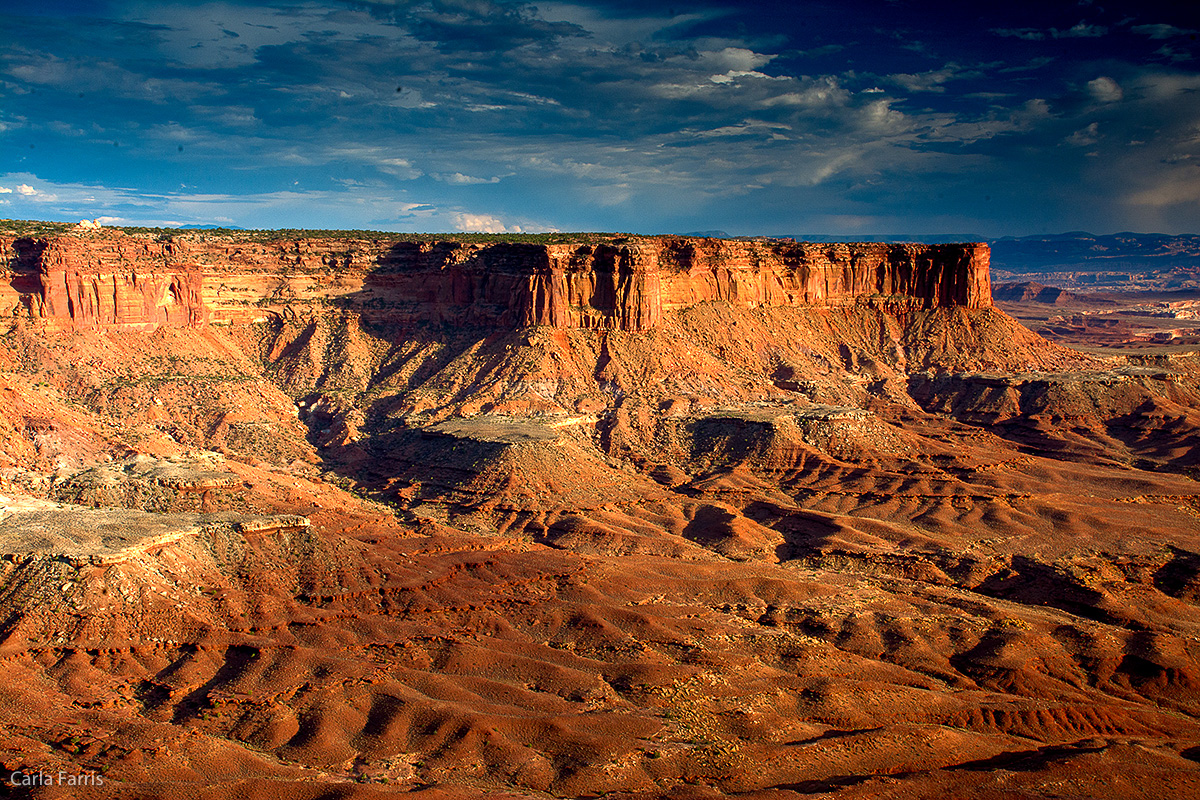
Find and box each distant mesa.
[679,229,732,238]
[992,281,1117,306]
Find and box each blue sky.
[1,0,1198,235]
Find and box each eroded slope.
[0,278,1196,798]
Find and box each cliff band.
[1,232,991,332]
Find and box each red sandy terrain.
[0,229,1197,799]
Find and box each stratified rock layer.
[0,232,991,332]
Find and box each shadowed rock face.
[1,233,991,332]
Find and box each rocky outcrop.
[0,231,991,332]
[1,233,207,331]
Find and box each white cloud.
[759,77,849,108]
[520,154,628,181]
[992,28,1046,41]
[451,212,521,233]
[1066,122,1100,146]
[709,69,786,85]
[1131,24,1197,40]
[377,158,423,180]
[687,120,792,139]
[9,183,58,201]
[1087,76,1124,103]
[857,98,914,134]
[316,147,423,180]
[1154,44,1194,64]
[698,47,773,73]
[992,22,1107,40]
[928,98,1053,144]
[1059,22,1107,38]
[0,187,11,194]
[888,64,971,93]
[1028,96,1053,112]
[647,47,781,99]
[437,173,502,185]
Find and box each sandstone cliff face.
[1,234,206,331]
[0,231,990,332]
[650,239,990,313]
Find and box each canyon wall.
[0,231,991,332]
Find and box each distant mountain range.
[987,232,1200,273]
[767,231,1200,274]
[787,233,986,244]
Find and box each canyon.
[0,227,1196,800]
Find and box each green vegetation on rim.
[2,218,634,245]
[0,219,75,237]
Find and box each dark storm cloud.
[1,0,1199,234]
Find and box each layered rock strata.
[0,231,991,332]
